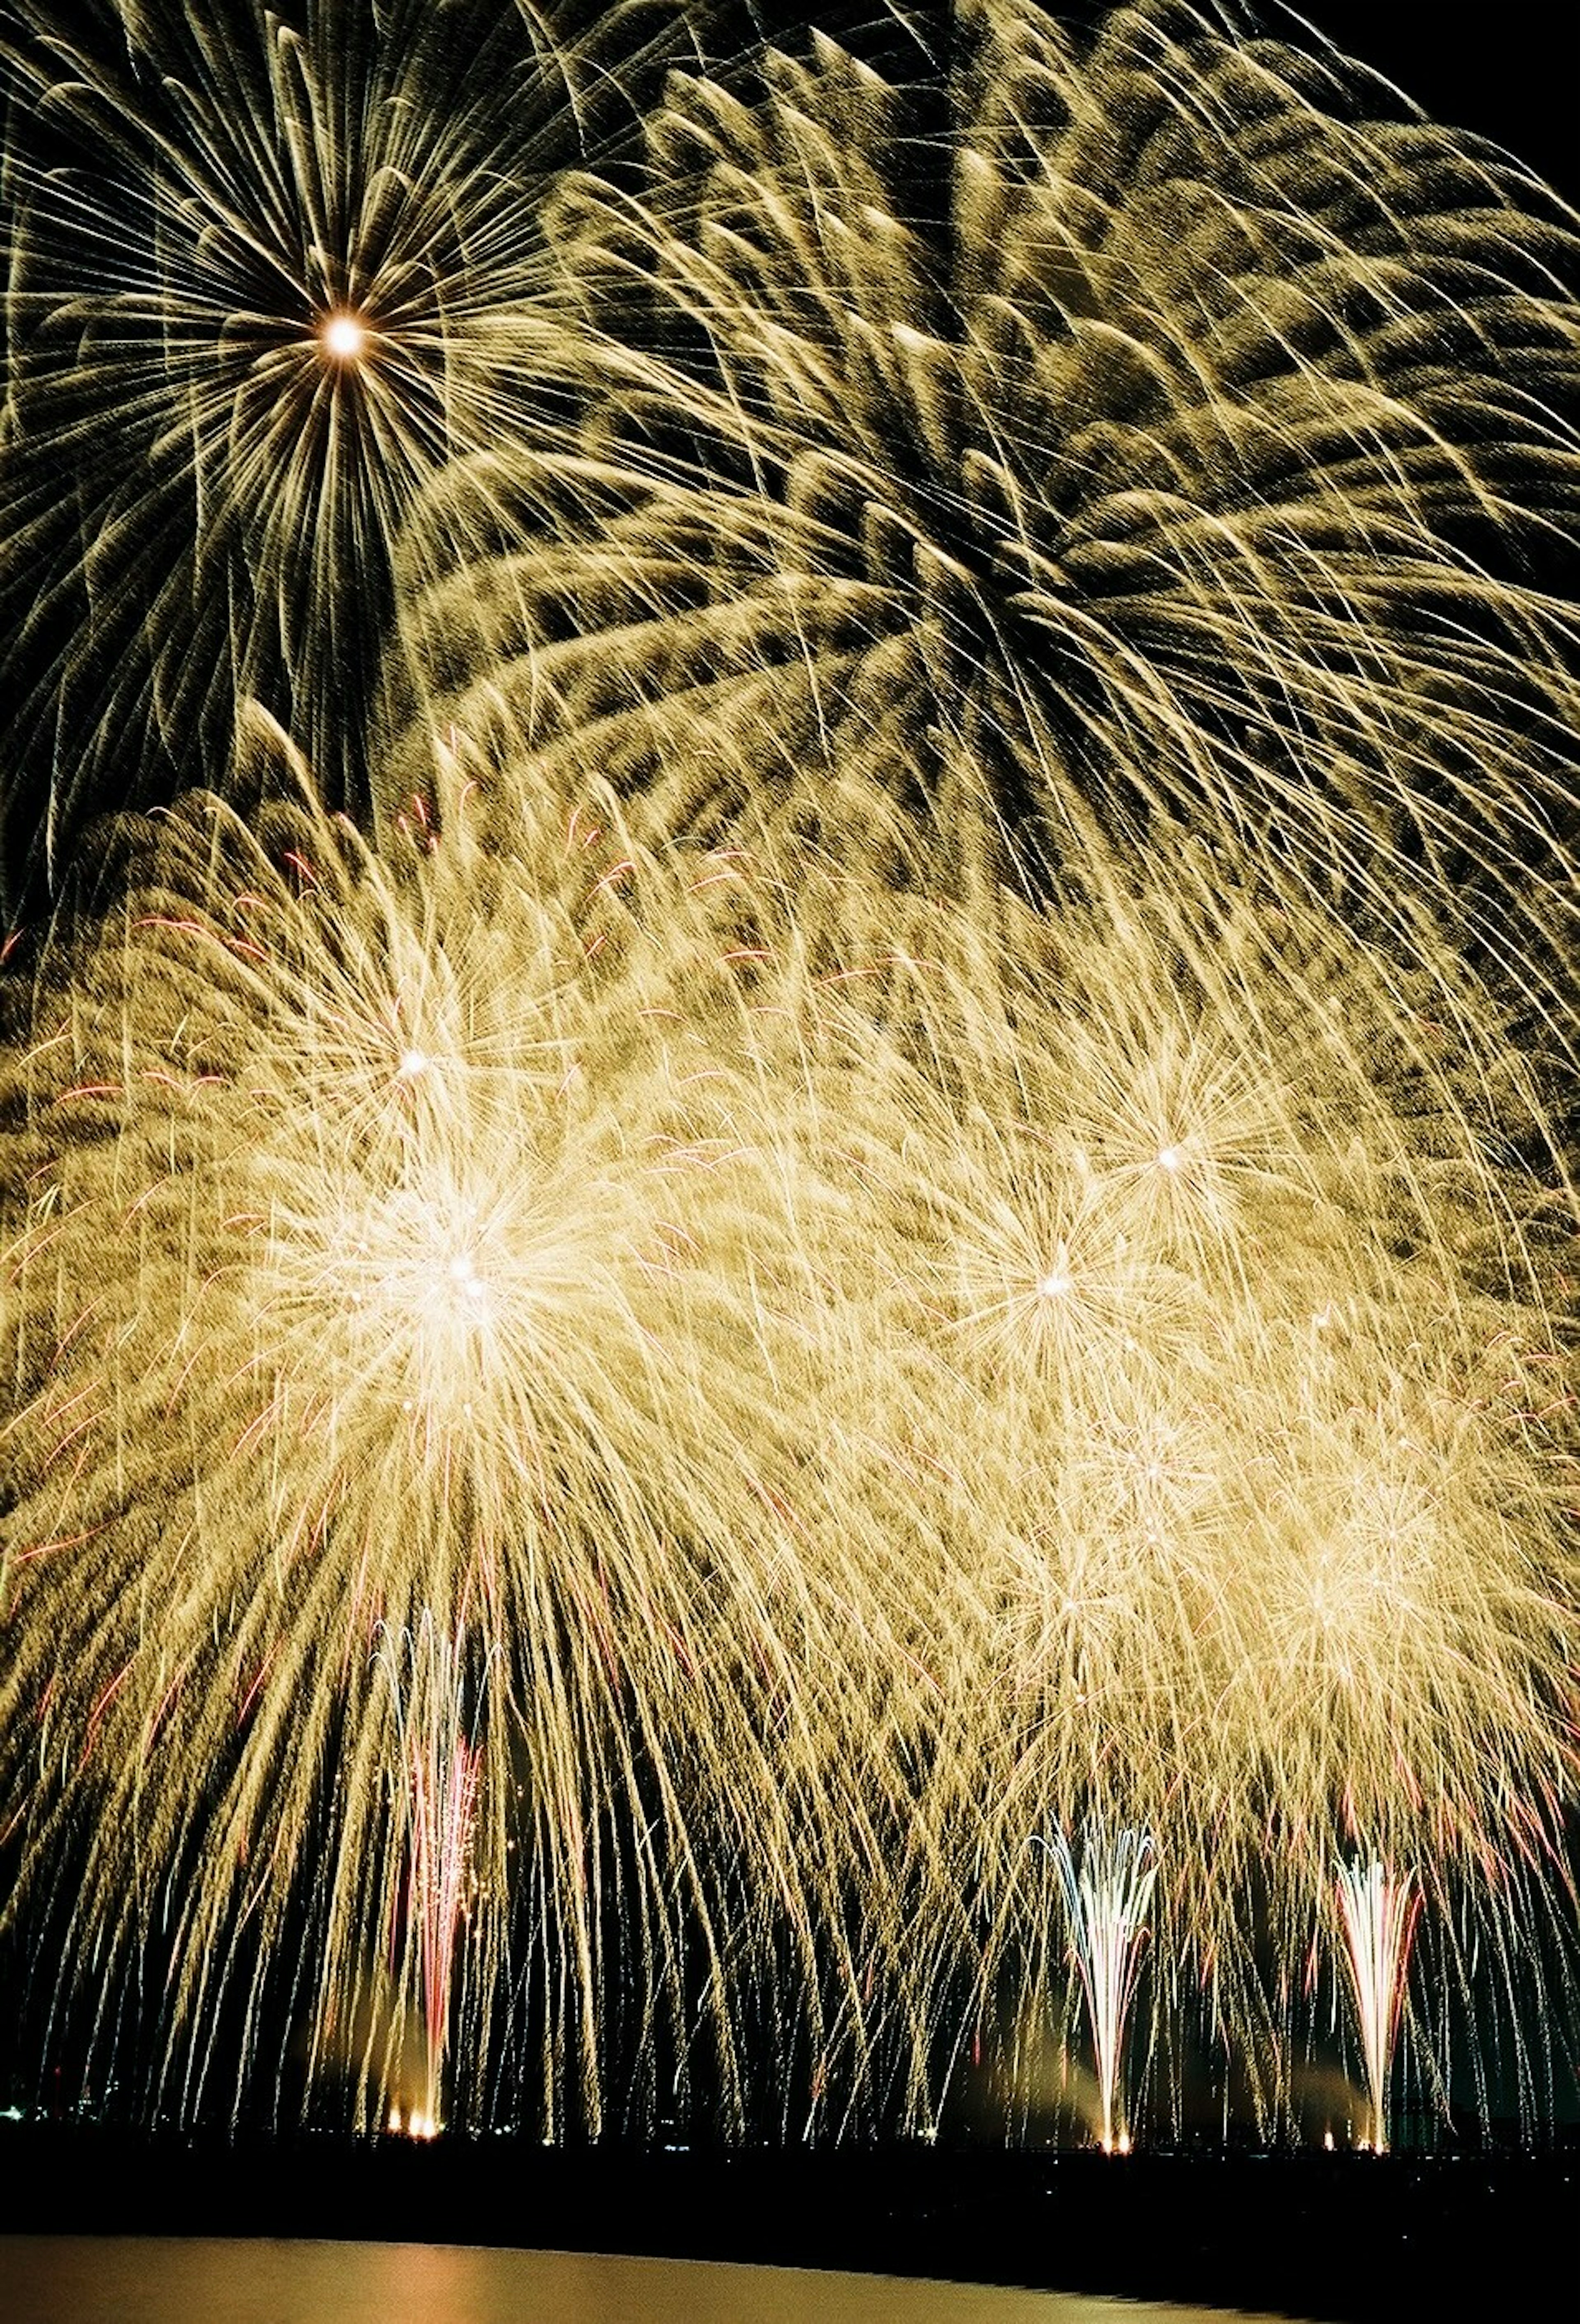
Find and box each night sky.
[1285,5,1573,206]
[1,0,1577,2172]
[0,2,1574,915]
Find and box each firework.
[0,0,707,908]
[1046,1823,1158,2152]
[390,0,1580,1022]
[0,762,951,2130]
[3,770,1575,2129]
[1335,1856,1420,2151]
[782,860,1580,2127]
[374,0,1580,2101]
[383,1613,482,2136]
[4,0,1580,2145]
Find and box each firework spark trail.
[1335,1855,1420,2151]
[0,0,717,908]
[2,760,1576,2127]
[380,1614,482,2136]
[770,860,1580,2123]
[408,1734,480,2138]
[1046,1823,1157,2152]
[375,0,1580,2117]
[389,0,1580,1027]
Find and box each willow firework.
[4,753,1578,2129]
[795,861,1580,2129]
[393,0,1580,1022]
[0,763,955,2130]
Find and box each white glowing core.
[1038,1266,1073,1300]
[322,311,367,361]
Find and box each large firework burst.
[0,762,954,2130]
[392,0,1580,1007]
[0,0,709,907]
[784,856,1580,2129]
[3,0,1580,2144]
[3,764,1576,2129]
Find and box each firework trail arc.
[0,0,716,908]
[392,1,1580,1009]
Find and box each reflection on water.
[3,2238,1307,2324]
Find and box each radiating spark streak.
[389,2,1580,1049]
[386,1620,483,2138]
[0,0,711,906]
[1046,1822,1158,2152]
[1336,1855,1421,2152]
[3,774,976,2130]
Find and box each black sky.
[1284,3,1575,203]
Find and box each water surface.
[3,2238,1306,2323]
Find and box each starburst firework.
[0,0,703,906]
[4,772,1577,2128]
[767,860,1580,2126]
[0,766,953,2128]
